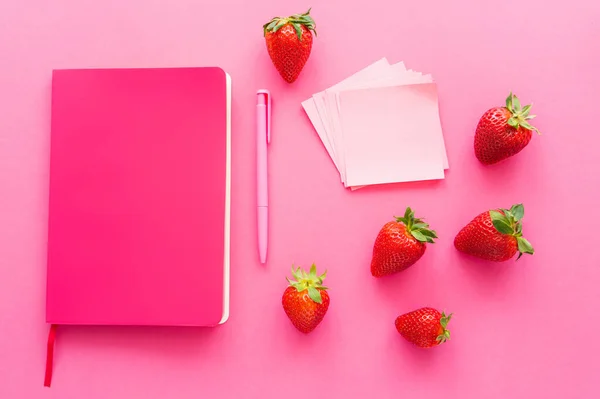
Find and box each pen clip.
[258,89,271,144]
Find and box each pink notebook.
[44,67,231,385]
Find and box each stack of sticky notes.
[302,58,448,189]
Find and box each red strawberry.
[282,264,329,333]
[371,207,437,277]
[395,308,452,348]
[474,92,541,164]
[263,9,316,83]
[454,203,534,261]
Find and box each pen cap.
[257,90,271,143]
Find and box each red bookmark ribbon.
[44,324,57,387]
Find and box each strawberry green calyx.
[395,207,438,244]
[505,92,541,135]
[436,312,452,344]
[263,8,317,41]
[489,203,535,259]
[286,264,328,304]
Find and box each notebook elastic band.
[44,324,57,387]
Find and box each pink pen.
[256,90,271,264]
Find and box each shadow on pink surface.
[53,324,225,359]
[454,251,525,294]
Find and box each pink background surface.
[1,1,598,398]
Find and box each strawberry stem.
[505,92,541,135]
[489,204,535,259]
[395,207,437,244]
[436,312,452,344]
[286,264,328,304]
[263,8,317,40]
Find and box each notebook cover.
[46,67,230,326]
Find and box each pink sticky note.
[303,58,390,181]
[301,99,341,172]
[336,71,449,175]
[315,59,391,161]
[330,65,443,188]
[339,83,445,187]
[324,61,406,183]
